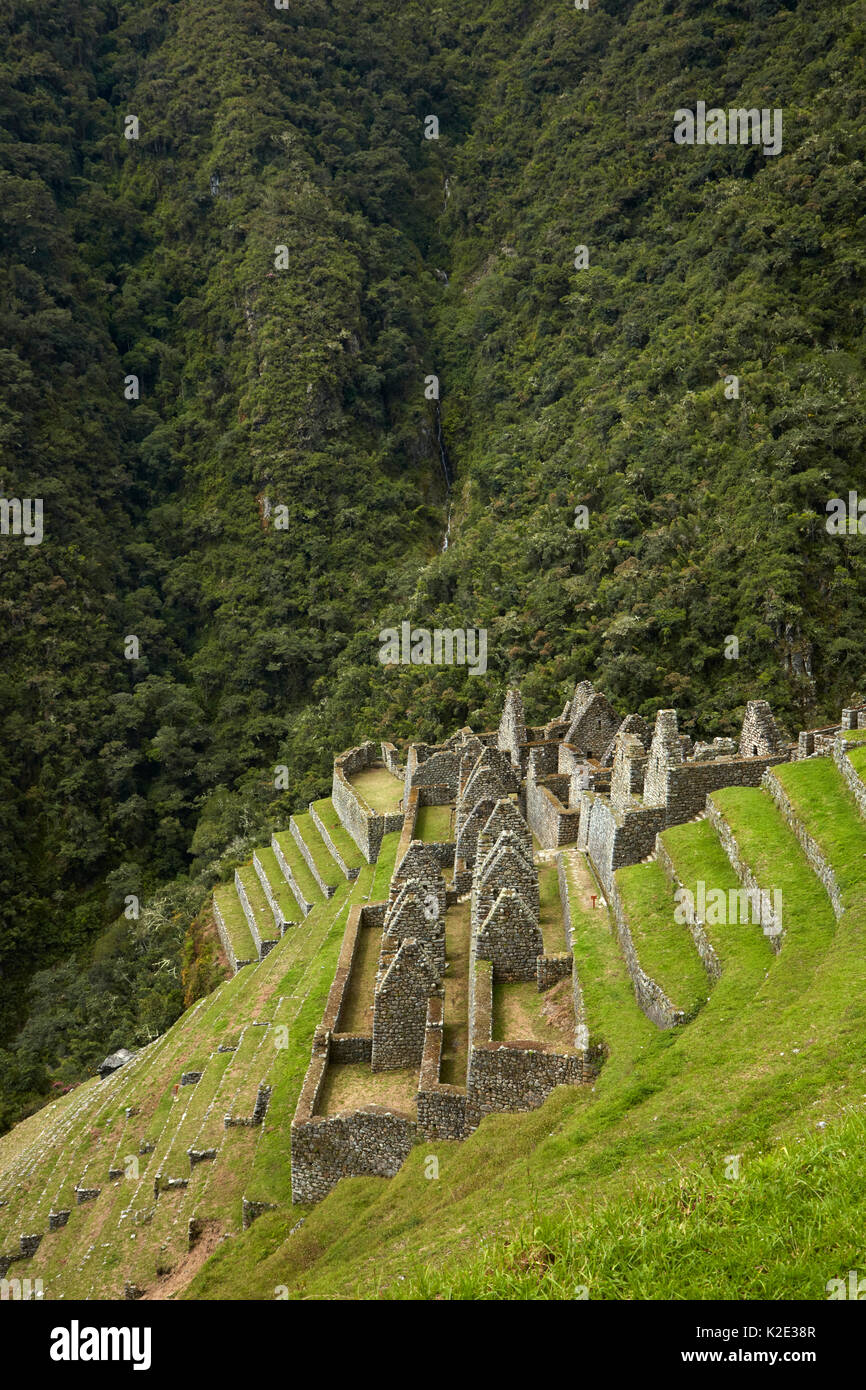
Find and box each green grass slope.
[184,758,866,1300]
[3,757,866,1300]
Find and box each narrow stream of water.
[435,399,453,550]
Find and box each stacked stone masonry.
[289,687,856,1204]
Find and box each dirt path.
[140,1218,223,1300]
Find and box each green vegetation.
[400,1111,866,1300]
[3,0,866,1304]
[291,814,344,892]
[310,800,366,872]
[253,847,303,925]
[615,861,710,1020]
[371,833,401,902]
[336,927,381,1035]
[2,758,866,1299]
[537,861,566,955]
[350,768,404,816]
[271,834,323,911]
[709,787,837,959]
[3,0,866,1134]
[190,760,865,1301]
[415,804,454,842]
[212,886,256,966]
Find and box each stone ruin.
[289,680,865,1204]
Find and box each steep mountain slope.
[1,747,864,1299]
[2,0,865,1145]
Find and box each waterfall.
[435,400,453,489]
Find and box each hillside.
[2,0,866,1138]
[2,696,866,1302]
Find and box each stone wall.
[383,884,446,971]
[497,687,526,769]
[525,758,580,848]
[416,996,469,1140]
[610,732,648,815]
[411,748,460,798]
[371,939,442,1071]
[762,769,844,919]
[468,1043,583,1116]
[580,792,667,897]
[234,869,277,959]
[739,699,786,758]
[381,741,403,777]
[475,889,544,982]
[655,835,723,980]
[309,803,360,882]
[608,873,685,1029]
[271,834,315,916]
[565,689,620,758]
[329,1034,374,1063]
[536,953,572,991]
[291,1092,417,1205]
[643,710,683,806]
[212,897,255,975]
[253,850,292,930]
[833,740,866,821]
[664,752,788,822]
[332,741,403,864]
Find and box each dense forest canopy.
[1,0,864,1127]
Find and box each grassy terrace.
[0,866,368,1297]
[771,759,866,900]
[311,798,365,870]
[237,863,278,941]
[318,1064,418,1117]
[371,831,401,900]
[848,745,866,778]
[254,845,303,923]
[415,803,454,842]
[538,860,567,954]
[562,851,659,1084]
[238,881,365,1209]
[226,760,866,1302]
[10,753,866,1302]
[212,885,257,965]
[336,925,381,1035]
[292,812,344,891]
[350,764,403,814]
[710,786,837,966]
[615,860,709,1020]
[659,820,773,980]
[272,830,323,908]
[440,900,472,1085]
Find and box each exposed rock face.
[97,1048,137,1079]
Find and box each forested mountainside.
[1,0,864,1128]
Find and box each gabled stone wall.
[475,889,544,982]
[371,939,443,1071]
[497,687,527,769]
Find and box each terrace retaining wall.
[762,770,844,920]
[608,874,684,1029]
[309,803,360,882]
